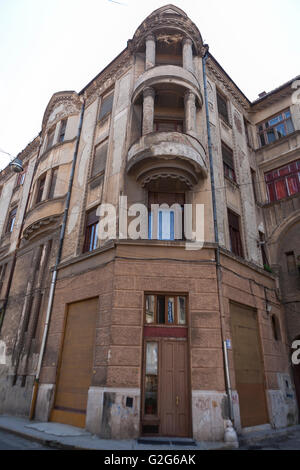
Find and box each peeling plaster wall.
[192,391,227,442]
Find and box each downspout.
[202,49,234,423]
[29,97,86,420]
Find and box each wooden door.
[51,298,98,428]
[160,340,190,437]
[230,303,269,428]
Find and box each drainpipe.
[202,49,234,423]
[29,97,86,420]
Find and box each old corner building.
[0,5,299,442]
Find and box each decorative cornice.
[206,59,250,112]
[23,214,61,240]
[83,50,133,107]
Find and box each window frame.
[257,109,294,147]
[217,90,230,124]
[228,209,244,258]
[16,165,27,187]
[222,142,236,183]
[58,119,67,143]
[98,92,114,122]
[144,293,188,326]
[46,126,56,151]
[83,208,99,253]
[265,159,300,203]
[48,167,59,200]
[6,207,17,234]
[35,174,46,205]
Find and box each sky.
[0,0,299,170]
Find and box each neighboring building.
[0,5,299,442]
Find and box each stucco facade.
[0,5,299,442]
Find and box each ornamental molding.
[84,50,133,107]
[23,214,61,241]
[129,9,204,56]
[206,59,250,113]
[42,92,82,131]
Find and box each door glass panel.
[146,342,158,375]
[145,376,158,415]
[145,342,158,416]
[167,297,175,324]
[178,296,186,325]
[145,295,155,324]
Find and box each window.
[36,175,46,204]
[217,91,229,124]
[58,119,67,143]
[271,315,281,342]
[145,294,187,326]
[148,192,185,241]
[16,165,27,187]
[222,143,236,182]
[6,207,17,233]
[46,127,55,151]
[99,93,114,121]
[83,208,99,253]
[258,109,294,147]
[156,39,182,66]
[91,140,108,177]
[154,119,183,133]
[286,252,297,274]
[228,209,244,258]
[259,232,269,268]
[265,159,300,203]
[48,168,58,199]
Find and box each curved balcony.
[132,65,203,106]
[127,132,207,188]
[23,197,65,240]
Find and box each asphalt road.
[0,430,52,450]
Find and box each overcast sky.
[0,0,299,170]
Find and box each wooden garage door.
[51,298,98,428]
[230,303,269,428]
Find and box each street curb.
[0,423,239,451]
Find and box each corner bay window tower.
[0,5,299,443]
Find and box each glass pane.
[275,123,286,139]
[157,296,165,324]
[286,119,294,134]
[146,342,158,375]
[144,375,158,415]
[287,176,299,196]
[167,297,175,324]
[178,296,186,325]
[275,179,288,201]
[259,134,266,147]
[285,110,291,119]
[267,129,276,144]
[269,114,282,126]
[145,295,155,324]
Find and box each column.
[145,34,156,70]
[184,90,197,135]
[142,87,155,135]
[182,37,194,73]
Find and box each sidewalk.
[1,415,299,451]
[0,415,233,451]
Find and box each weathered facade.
[0,5,299,442]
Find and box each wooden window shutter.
[92,141,108,177]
